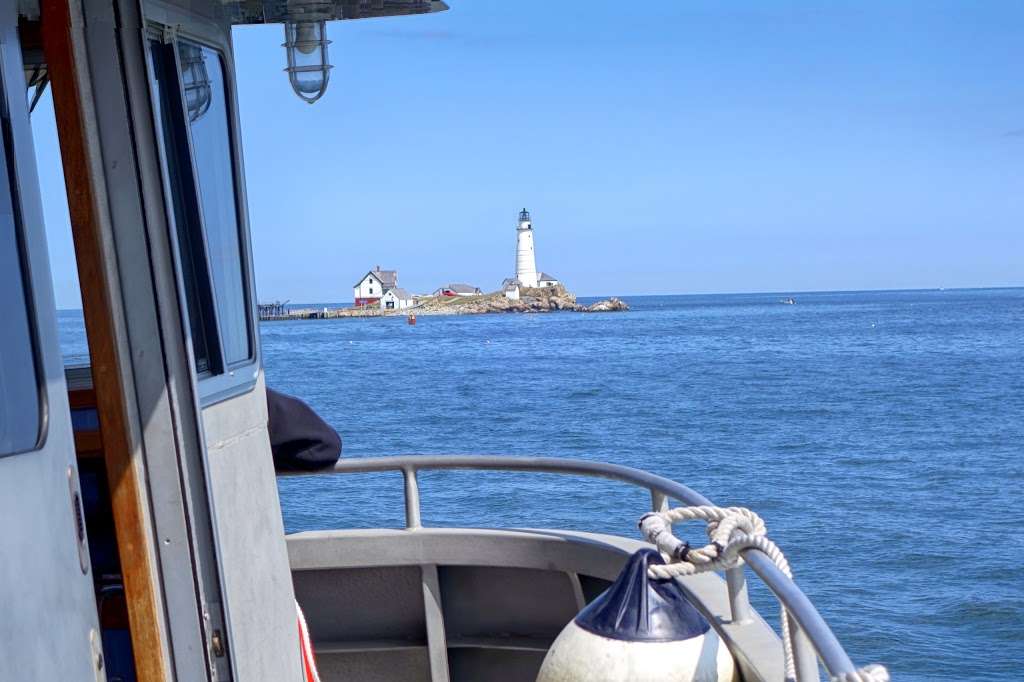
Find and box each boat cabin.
[1,0,447,680]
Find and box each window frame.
[0,69,47,457]
[147,36,221,377]
[145,21,259,406]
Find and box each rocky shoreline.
[263,286,628,320]
[413,286,628,316]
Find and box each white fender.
[536,549,738,682]
[537,620,737,682]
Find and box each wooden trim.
[67,387,96,409]
[40,1,170,679]
[73,431,104,456]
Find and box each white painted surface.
[354,273,382,301]
[515,217,539,288]
[537,621,738,682]
[203,373,303,681]
[0,10,103,676]
[380,289,413,310]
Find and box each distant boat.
[781,297,796,305]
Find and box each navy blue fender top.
[574,548,711,642]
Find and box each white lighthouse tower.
[515,208,540,288]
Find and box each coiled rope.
[638,506,889,682]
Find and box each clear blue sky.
[33,1,1023,306]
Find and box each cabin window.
[149,41,216,374]
[0,117,43,456]
[148,34,254,389]
[180,42,250,366]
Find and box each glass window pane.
[178,41,250,366]
[0,143,42,456]
[149,40,215,374]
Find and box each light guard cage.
[179,42,213,119]
[218,0,449,103]
[283,9,332,104]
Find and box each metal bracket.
[203,600,232,681]
[67,466,90,574]
[160,23,180,44]
[89,628,105,682]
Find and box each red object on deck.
[297,602,321,682]
[354,297,380,307]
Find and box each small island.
[259,285,627,320]
[259,208,628,321]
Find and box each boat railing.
[283,454,859,681]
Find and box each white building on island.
[513,208,560,290]
[502,278,521,300]
[434,283,482,297]
[353,266,397,307]
[380,287,414,310]
[537,272,560,288]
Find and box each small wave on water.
[566,387,602,399]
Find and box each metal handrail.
[283,454,859,680]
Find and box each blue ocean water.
[60,289,1024,680]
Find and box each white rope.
[638,506,889,682]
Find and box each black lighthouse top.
[518,208,531,224]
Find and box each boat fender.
[536,549,738,682]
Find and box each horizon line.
[51,284,1023,312]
